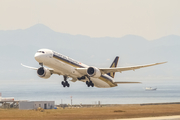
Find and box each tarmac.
[113,115,180,120]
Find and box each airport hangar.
[19,101,55,110]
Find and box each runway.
[115,115,180,120]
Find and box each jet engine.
[37,67,51,79]
[87,67,101,78]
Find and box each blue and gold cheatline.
[53,52,117,87]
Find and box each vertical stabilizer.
[107,56,119,78]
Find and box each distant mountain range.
[0,24,179,81]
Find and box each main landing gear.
[78,76,94,87]
[86,76,94,87]
[61,76,70,87]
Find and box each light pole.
[71,96,72,106]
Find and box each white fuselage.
[34,49,117,88]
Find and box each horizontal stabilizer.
[115,82,141,84]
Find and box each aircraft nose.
[34,53,41,62]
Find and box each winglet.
[21,63,38,70]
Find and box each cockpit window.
[37,51,45,53]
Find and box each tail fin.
[107,56,119,78]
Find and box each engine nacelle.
[87,67,101,78]
[37,67,51,79]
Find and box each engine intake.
[37,67,51,79]
[87,67,101,78]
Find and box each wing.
[100,62,167,74]
[21,63,38,70]
[21,63,56,74]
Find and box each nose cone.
[34,53,42,62]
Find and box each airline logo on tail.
[107,56,119,78]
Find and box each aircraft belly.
[91,78,111,88]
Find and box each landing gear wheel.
[65,81,70,87]
[86,81,89,85]
[86,79,94,87]
[62,76,70,88]
[86,81,90,87]
[61,81,64,85]
[89,81,94,87]
[91,83,94,87]
[61,81,66,87]
[89,81,92,85]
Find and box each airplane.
[21,49,166,88]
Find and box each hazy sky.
[0,0,180,40]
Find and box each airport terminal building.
[19,101,55,110]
